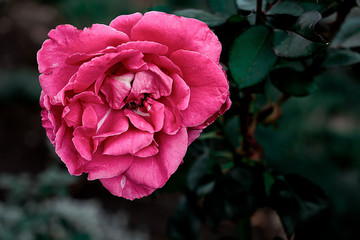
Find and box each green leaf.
[273,30,326,59]
[292,11,324,42]
[266,1,303,16]
[229,26,277,89]
[236,0,256,11]
[270,67,318,97]
[208,0,237,16]
[332,17,360,48]
[323,49,360,68]
[173,9,228,27]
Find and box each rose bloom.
[38,11,231,200]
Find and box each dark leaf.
[229,25,277,89]
[173,9,228,27]
[269,174,331,239]
[270,67,318,97]
[266,1,303,16]
[332,17,360,48]
[273,30,327,59]
[208,0,237,16]
[236,0,257,11]
[322,49,360,68]
[292,11,325,42]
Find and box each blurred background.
[0,0,360,239]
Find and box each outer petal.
[100,175,156,200]
[55,124,86,175]
[131,11,221,62]
[109,12,143,37]
[170,50,230,127]
[38,24,129,97]
[124,127,188,189]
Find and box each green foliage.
[270,67,318,96]
[208,0,237,16]
[323,49,360,67]
[174,9,228,27]
[273,30,326,59]
[229,25,277,89]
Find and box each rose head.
[38,11,231,200]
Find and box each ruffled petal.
[55,124,86,175]
[85,146,134,180]
[133,142,159,158]
[73,50,144,92]
[168,73,190,111]
[144,99,165,132]
[109,12,143,37]
[131,11,221,62]
[128,63,173,100]
[103,128,153,156]
[95,109,129,138]
[124,108,154,133]
[170,50,230,127]
[72,126,96,161]
[100,175,156,200]
[100,73,134,109]
[124,128,187,189]
[38,24,129,97]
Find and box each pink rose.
[38,11,231,200]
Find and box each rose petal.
[100,73,134,109]
[113,41,168,56]
[124,128,188,189]
[124,108,154,133]
[168,73,190,111]
[144,99,165,132]
[95,109,129,138]
[38,24,129,97]
[72,126,96,161]
[128,63,172,100]
[85,146,134,180]
[131,11,221,62]
[187,129,202,146]
[73,50,144,92]
[103,128,153,156]
[133,142,159,158]
[170,50,230,127]
[109,12,143,37]
[55,124,86,175]
[145,55,182,77]
[100,175,156,200]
